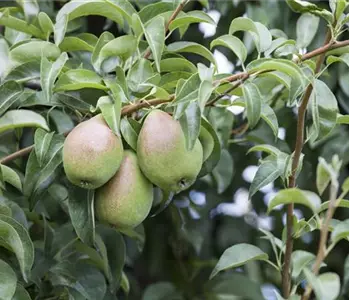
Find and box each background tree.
[0,0,349,299]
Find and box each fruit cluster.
[63,110,213,229]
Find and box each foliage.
[0,0,349,299]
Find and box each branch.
[281,30,332,298]
[144,0,189,59]
[301,178,339,300]
[301,39,349,61]
[0,97,173,165]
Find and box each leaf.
[68,187,95,246]
[172,73,200,108]
[142,282,182,300]
[179,101,201,151]
[337,113,349,124]
[54,0,135,45]
[242,83,262,128]
[4,61,40,83]
[0,109,49,134]
[342,255,349,296]
[0,81,23,117]
[95,96,121,136]
[205,273,265,300]
[0,214,34,282]
[95,35,137,74]
[310,79,338,141]
[41,52,68,103]
[198,118,221,177]
[96,225,126,292]
[167,41,216,66]
[211,35,247,63]
[331,219,349,244]
[10,41,61,66]
[60,36,94,52]
[268,188,321,213]
[170,9,215,32]
[0,259,17,299]
[56,92,91,113]
[319,199,349,212]
[149,190,174,217]
[0,165,22,191]
[210,243,268,279]
[304,270,340,300]
[255,22,272,53]
[212,149,234,194]
[160,58,196,73]
[316,157,332,195]
[91,31,115,74]
[34,128,54,167]
[11,284,32,300]
[291,250,317,279]
[144,16,165,72]
[38,12,54,39]
[286,0,334,23]
[127,59,156,93]
[296,13,320,48]
[16,0,39,23]
[249,159,280,198]
[120,117,138,151]
[54,69,107,92]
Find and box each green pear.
[137,109,203,193]
[199,126,214,162]
[63,114,123,189]
[95,150,153,229]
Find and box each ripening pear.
[95,150,154,229]
[199,126,214,162]
[137,109,203,193]
[63,114,123,189]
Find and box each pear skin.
[63,114,123,189]
[95,150,153,229]
[137,110,203,193]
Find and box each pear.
[63,114,123,189]
[95,150,153,229]
[199,126,214,162]
[137,109,203,193]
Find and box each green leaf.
[169,10,215,32]
[56,92,91,113]
[229,17,260,51]
[54,69,107,92]
[310,79,338,141]
[205,273,265,300]
[255,22,272,53]
[0,81,23,117]
[0,165,22,191]
[127,58,156,93]
[198,118,221,177]
[296,13,320,48]
[326,53,349,68]
[96,225,126,292]
[0,38,10,80]
[68,187,95,246]
[342,255,349,296]
[319,199,349,212]
[210,243,268,279]
[10,41,61,66]
[60,36,94,52]
[286,0,334,23]
[11,284,32,300]
[304,270,340,300]
[179,101,201,151]
[144,16,165,72]
[167,41,216,66]
[0,109,49,134]
[159,58,196,73]
[291,250,317,279]
[316,157,332,195]
[248,144,281,156]
[173,73,200,108]
[331,219,349,244]
[38,12,54,39]
[91,31,115,74]
[41,52,68,103]
[142,282,182,300]
[4,61,40,83]
[331,0,348,21]
[242,83,262,128]
[0,10,44,39]
[34,128,54,167]
[15,0,38,23]
[149,190,174,218]
[211,35,247,63]
[249,159,280,198]
[95,96,121,136]
[212,149,234,194]
[95,35,137,74]
[337,113,349,124]
[138,2,174,23]
[0,259,17,299]
[268,188,321,213]
[54,0,135,45]
[0,214,34,282]
[120,117,138,151]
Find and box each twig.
[301,178,339,300]
[281,30,332,298]
[301,39,349,61]
[144,0,189,59]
